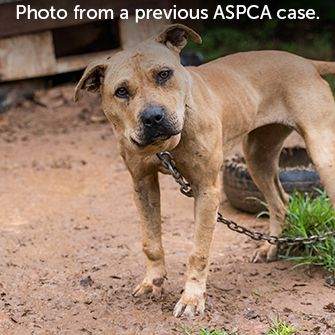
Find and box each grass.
[181,319,297,334]
[180,325,234,335]
[280,190,335,272]
[199,330,234,335]
[266,319,297,335]
[257,190,335,272]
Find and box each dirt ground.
[0,85,334,335]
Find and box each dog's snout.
[141,106,165,127]
[135,105,180,146]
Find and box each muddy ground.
[0,86,334,335]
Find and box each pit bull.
[75,24,335,318]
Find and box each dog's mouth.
[130,132,178,148]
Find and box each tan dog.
[75,24,335,318]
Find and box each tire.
[223,147,322,214]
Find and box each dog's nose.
[141,106,165,127]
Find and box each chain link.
[157,151,335,246]
[157,152,193,197]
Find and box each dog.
[75,24,335,318]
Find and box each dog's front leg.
[174,177,221,318]
[132,173,166,299]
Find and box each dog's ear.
[155,24,202,53]
[74,60,108,102]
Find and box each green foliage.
[280,190,335,272]
[266,319,297,335]
[180,326,235,335]
[187,24,334,62]
[324,74,335,94]
[199,329,234,335]
[181,321,297,335]
[188,25,276,62]
[253,190,335,272]
[180,325,193,335]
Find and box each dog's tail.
[312,60,335,75]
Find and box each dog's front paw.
[252,243,278,263]
[173,291,205,318]
[132,277,165,299]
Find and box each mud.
[0,86,333,335]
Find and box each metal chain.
[157,151,335,246]
[157,151,193,197]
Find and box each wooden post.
[118,17,170,49]
[0,31,55,81]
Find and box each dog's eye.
[159,70,170,79]
[115,87,129,99]
[157,70,172,83]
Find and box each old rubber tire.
[223,147,322,214]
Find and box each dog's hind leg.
[295,79,335,230]
[242,124,292,262]
[303,123,335,215]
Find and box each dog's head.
[75,24,201,154]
